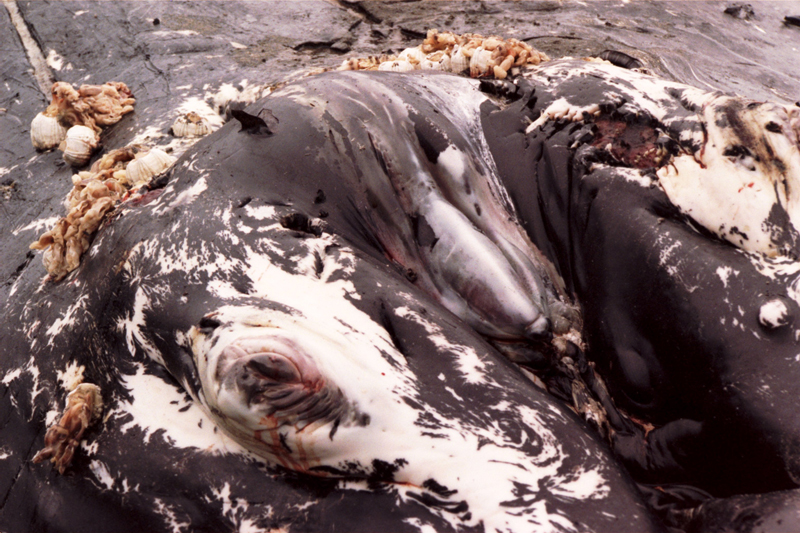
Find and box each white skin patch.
[11,215,59,236]
[395,305,492,385]
[658,97,800,257]
[717,266,735,288]
[211,482,253,527]
[89,460,115,490]
[114,363,250,453]
[56,361,85,391]
[117,286,166,366]
[45,294,89,343]
[154,498,191,533]
[169,176,208,208]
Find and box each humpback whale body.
[4,55,800,532]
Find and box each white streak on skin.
[115,363,251,453]
[444,386,463,402]
[0,164,17,177]
[658,238,683,275]
[45,409,59,426]
[1,368,21,384]
[238,518,270,533]
[0,449,10,460]
[45,294,89,346]
[603,165,654,188]
[211,483,252,527]
[117,286,164,365]
[129,125,164,146]
[717,266,735,288]
[26,361,43,416]
[403,518,439,533]
[89,460,115,490]
[154,498,191,533]
[12,216,60,236]
[395,305,491,385]
[81,439,99,457]
[56,361,85,391]
[169,176,208,207]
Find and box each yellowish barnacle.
[31,145,174,281]
[32,383,103,474]
[337,29,549,79]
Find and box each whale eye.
[246,354,302,383]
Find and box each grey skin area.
[0,72,661,533]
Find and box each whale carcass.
[0,65,664,532]
[4,45,800,530]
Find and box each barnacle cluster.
[30,81,136,166]
[32,383,103,475]
[30,146,175,281]
[339,29,548,79]
[47,81,135,134]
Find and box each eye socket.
[199,316,221,334]
[247,354,302,383]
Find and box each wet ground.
[1,0,800,530]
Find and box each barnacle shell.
[172,112,212,137]
[125,148,176,185]
[427,51,452,71]
[398,46,427,65]
[469,47,494,77]
[378,60,415,73]
[30,112,68,151]
[449,46,470,74]
[61,125,99,167]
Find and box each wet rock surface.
[2,1,800,532]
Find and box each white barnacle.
[60,125,98,167]
[397,45,427,66]
[30,112,68,151]
[469,46,494,77]
[448,45,470,74]
[171,111,213,138]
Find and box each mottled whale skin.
[480,59,800,499]
[0,70,660,532]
